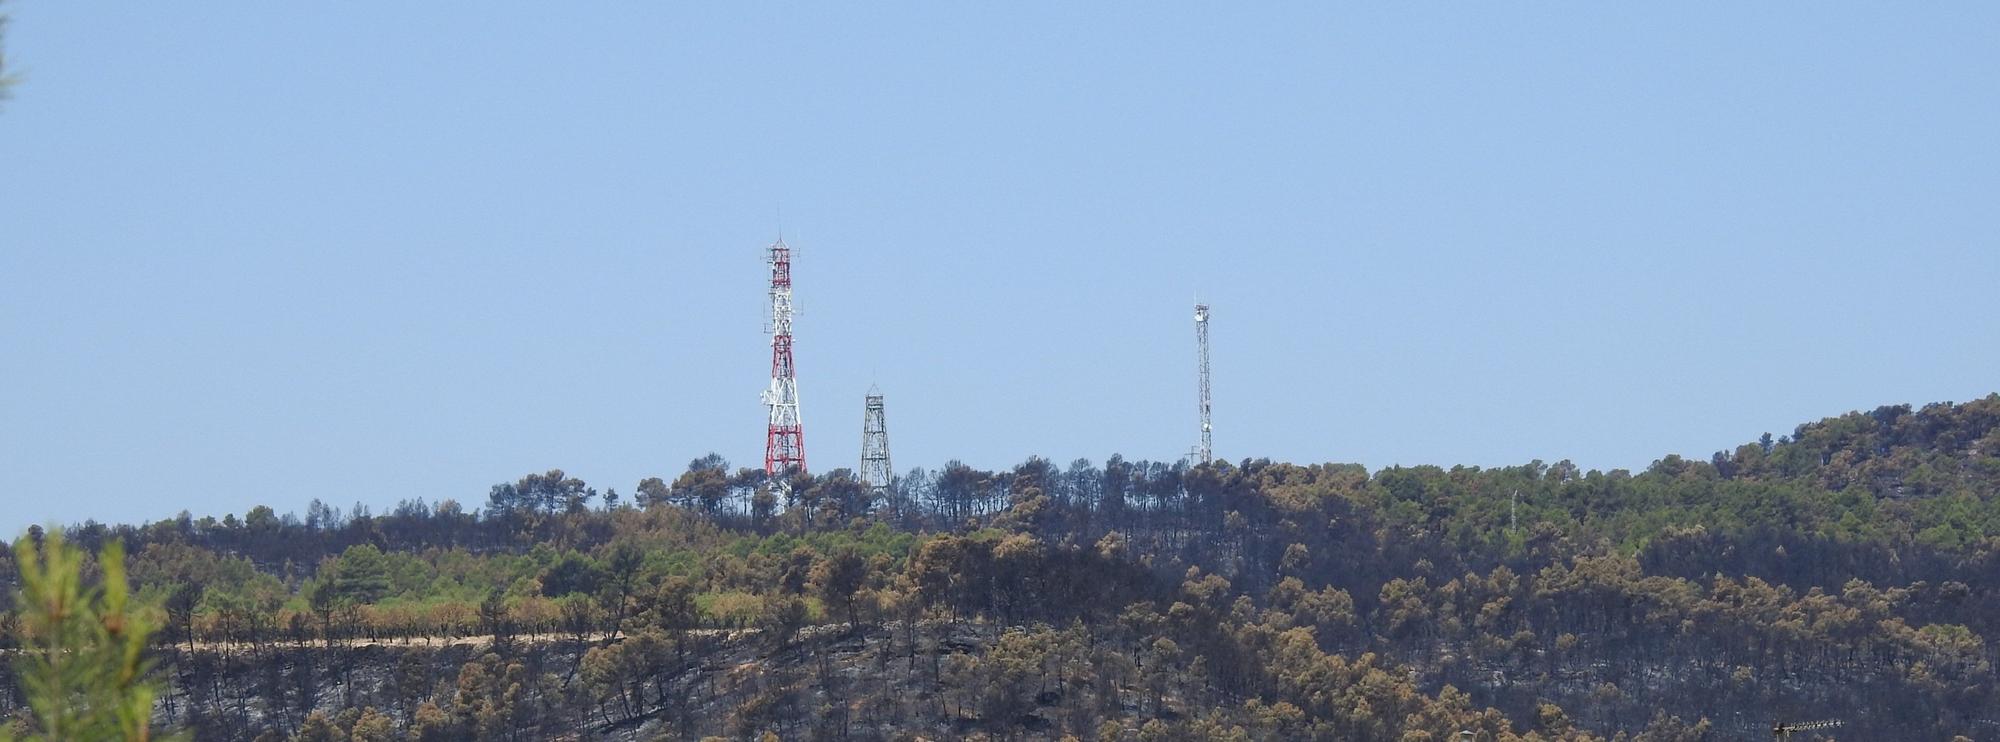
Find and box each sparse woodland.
[6,397,2000,740]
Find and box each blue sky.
[3,4,1997,529]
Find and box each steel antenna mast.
[860,387,892,494]
[1771,720,1841,741]
[762,237,806,476]
[1195,302,1213,464]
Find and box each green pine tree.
[4,530,182,742]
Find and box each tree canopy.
[6,397,2000,739]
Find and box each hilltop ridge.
[4,397,1998,740]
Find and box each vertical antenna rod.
[1195,302,1212,464]
[762,237,806,476]
[860,387,892,495]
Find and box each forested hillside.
[6,397,2000,741]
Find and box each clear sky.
[3,4,1997,530]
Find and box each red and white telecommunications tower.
[762,238,806,476]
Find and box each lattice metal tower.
[761,238,806,476]
[860,387,892,493]
[1771,720,1841,741]
[1195,302,1212,464]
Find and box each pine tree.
[4,530,182,741]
